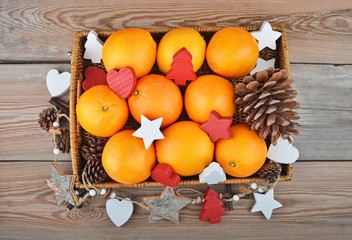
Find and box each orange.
[76,85,129,137]
[206,27,259,79]
[215,124,267,177]
[128,74,183,127]
[102,130,156,184]
[102,28,157,79]
[184,75,235,123]
[157,28,206,74]
[156,121,214,176]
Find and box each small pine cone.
[38,107,57,131]
[83,160,109,184]
[80,136,108,162]
[235,67,300,145]
[258,161,282,183]
[55,129,70,153]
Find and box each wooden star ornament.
[143,187,191,224]
[200,110,233,142]
[46,162,79,206]
[250,58,275,75]
[132,115,164,149]
[251,189,282,219]
[251,22,282,51]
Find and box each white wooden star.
[250,58,275,74]
[132,115,164,149]
[251,22,282,51]
[251,189,282,219]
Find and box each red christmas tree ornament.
[151,163,181,188]
[82,66,108,91]
[200,110,233,142]
[166,47,197,85]
[199,187,227,224]
[107,67,137,99]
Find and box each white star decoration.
[132,115,164,149]
[250,58,275,74]
[251,189,282,219]
[251,22,282,51]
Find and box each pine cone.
[55,129,70,153]
[80,136,108,162]
[235,67,300,145]
[38,107,57,131]
[83,160,109,184]
[258,161,282,183]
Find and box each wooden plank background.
[0,0,351,64]
[1,161,351,239]
[0,0,351,239]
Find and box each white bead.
[53,121,60,128]
[258,187,264,193]
[53,148,60,155]
[110,192,116,199]
[100,188,106,195]
[251,183,257,190]
[89,189,96,196]
[74,190,79,195]
[233,195,240,201]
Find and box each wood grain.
[0,161,351,240]
[291,64,352,160]
[0,63,351,161]
[0,0,351,64]
[0,64,72,161]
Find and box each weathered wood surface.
[0,0,351,64]
[1,1,351,239]
[0,64,72,161]
[0,63,351,161]
[292,64,352,160]
[0,161,351,240]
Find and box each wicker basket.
[70,26,293,189]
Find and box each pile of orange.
[76,27,266,184]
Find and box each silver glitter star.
[143,187,191,224]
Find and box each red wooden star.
[200,111,233,142]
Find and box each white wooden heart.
[106,198,133,227]
[46,69,70,97]
[267,137,299,164]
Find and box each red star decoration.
[200,111,233,142]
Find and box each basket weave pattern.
[70,27,293,189]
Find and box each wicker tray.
[70,26,293,189]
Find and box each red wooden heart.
[107,67,137,99]
[151,163,180,188]
[82,66,108,91]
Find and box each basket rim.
[70,26,292,189]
